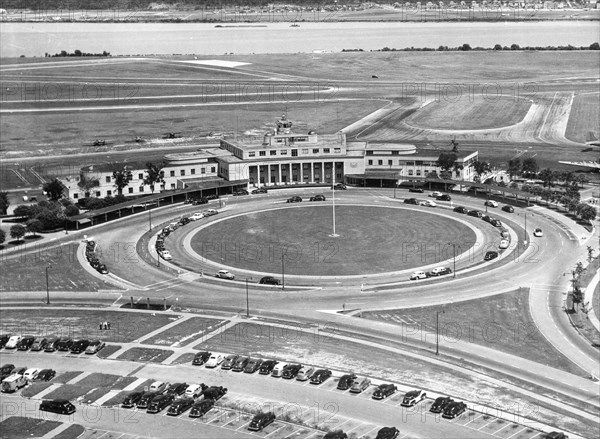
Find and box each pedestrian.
[103,321,108,330]
[99,322,103,331]
[107,322,111,330]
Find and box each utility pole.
[45,266,50,304]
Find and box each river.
[0,21,598,58]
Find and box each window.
[280,150,288,155]
[416,170,421,176]
[249,152,256,157]
[366,151,374,156]
[302,149,309,154]
[139,187,144,192]
[392,151,399,156]
[201,168,206,174]
[107,190,112,196]
[105,176,111,183]
[191,169,196,175]
[170,170,175,177]
[138,173,143,180]
[85,192,90,198]
[270,150,277,156]
[323,148,330,153]
[408,170,414,176]
[406,161,415,166]
[368,160,373,166]
[171,183,176,189]
[313,149,319,154]
[334,148,341,153]
[180,170,185,176]
[378,160,383,165]
[128,187,133,193]
[73,193,79,199]
[291,149,298,157]
[259,151,266,156]
[416,161,423,166]
[388,160,393,166]
[96,191,101,197]
[211,167,215,173]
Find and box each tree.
[10,224,26,241]
[460,43,472,51]
[65,205,80,217]
[580,205,597,223]
[42,178,64,201]
[0,191,9,215]
[538,168,554,188]
[26,218,43,237]
[436,153,457,172]
[575,174,589,188]
[507,158,521,178]
[587,246,595,263]
[0,228,5,246]
[493,44,503,50]
[541,189,552,206]
[472,160,491,181]
[510,43,520,50]
[565,183,580,202]
[439,170,452,180]
[13,205,33,219]
[143,162,165,193]
[78,174,100,194]
[112,167,133,195]
[521,157,538,177]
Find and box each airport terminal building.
[61,115,478,200]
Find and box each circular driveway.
[189,204,477,276]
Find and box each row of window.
[73,183,177,199]
[248,148,342,158]
[103,167,217,183]
[367,159,443,167]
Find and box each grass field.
[44,373,139,402]
[53,424,86,439]
[0,417,62,439]
[53,371,83,384]
[171,352,196,365]
[0,309,180,343]
[116,347,174,363]
[143,316,228,346]
[406,96,531,130]
[100,378,154,407]
[359,288,585,376]
[21,381,54,397]
[564,92,600,143]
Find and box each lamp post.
[245,278,250,318]
[45,266,50,304]
[281,253,285,291]
[148,204,152,232]
[450,243,456,278]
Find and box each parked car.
[296,366,314,381]
[372,383,397,400]
[185,384,207,399]
[34,369,56,382]
[484,200,498,208]
[482,215,492,224]
[205,354,224,368]
[189,398,215,418]
[201,386,227,401]
[149,381,167,393]
[282,363,302,379]
[232,356,250,372]
[429,396,454,413]
[375,427,400,439]
[534,228,543,237]
[30,337,48,351]
[244,358,263,374]
[337,373,357,390]
[259,360,278,375]
[287,196,302,203]
[430,191,442,198]
[0,364,15,381]
[442,401,467,419]
[136,391,160,409]
[0,335,10,349]
[310,369,332,384]
[85,340,105,354]
[259,276,280,285]
[429,267,452,277]
[192,197,209,205]
[544,432,568,439]
[453,206,468,214]
[436,194,451,201]
[23,368,40,382]
[502,205,515,213]
[190,212,204,221]
[323,431,348,439]
[13,367,27,376]
[192,351,211,366]
[204,209,219,216]
[410,271,427,280]
[333,183,347,190]
[221,355,239,370]
[251,188,268,194]
[39,399,76,415]
[4,336,21,349]
[499,239,509,249]
[271,362,288,377]
[350,377,371,394]
[484,251,499,261]
[408,187,424,193]
[310,194,326,202]
[167,397,195,416]
[467,210,483,218]
[44,338,61,352]
[1,374,27,393]
[147,393,175,414]
[216,270,235,280]
[248,412,276,431]
[401,389,427,407]
[403,198,419,205]
[205,194,219,201]
[500,230,510,239]
[159,250,173,261]
[419,199,437,207]
[166,383,188,396]
[490,218,502,228]
[70,339,90,354]
[233,189,249,196]
[121,391,144,408]
[17,336,35,351]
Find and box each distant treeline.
[0,1,343,8]
[341,42,600,51]
[45,49,111,57]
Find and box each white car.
[190,213,204,221]
[430,191,442,198]
[410,271,427,280]
[216,270,234,280]
[85,340,105,354]
[485,200,498,208]
[4,336,21,349]
[205,354,224,368]
[185,384,204,398]
[149,381,167,392]
[23,368,40,382]
[205,209,218,216]
[430,267,450,276]
[533,228,543,237]
[420,200,437,207]
[296,366,315,381]
[499,239,509,249]
[160,250,173,260]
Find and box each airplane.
[125,136,146,144]
[84,139,111,147]
[450,137,459,152]
[163,132,182,139]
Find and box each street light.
[45,266,51,304]
[245,278,251,318]
[281,253,285,291]
[448,243,456,278]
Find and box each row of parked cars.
[1,363,57,393]
[85,240,108,275]
[0,335,105,355]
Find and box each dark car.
[166,383,188,396]
[453,206,468,214]
[408,187,424,193]
[401,390,426,407]
[189,398,215,418]
[233,190,249,196]
[136,391,160,409]
[96,264,109,274]
[286,196,302,203]
[310,369,332,384]
[442,401,467,419]
[205,194,219,200]
[372,383,397,400]
[248,412,276,431]
[282,364,302,379]
[70,339,90,354]
[484,251,499,261]
[467,210,483,218]
[259,276,280,285]
[39,399,76,415]
[244,358,263,374]
[192,351,211,366]
[428,267,452,277]
[13,367,27,376]
[221,355,239,370]
[56,338,73,352]
[375,427,400,439]
[201,386,227,401]
[0,364,15,381]
[310,194,326,202]
[259,360,278,375]
[251,188,268,194]
[192,197,209,205]
[502,205,515,213]
[430,396,453,413]
[167,397,194,416]
[490,219,502,228]
[147,393,175,414]
[178,217,191,226]
[89,259,100,269]
[30,337,48,352]
[436,194,451,201]
[323,431,348,439]
[544,432,568,439]
[334,183,347,190]
[35,369,56,382]
[482,215,492,223]
[232,356,250,372]
[121,391,145,408]
[17,336,35,351]
[44,338,61,352]
[337,373,357,390]
[0,335,11,349]
[403,198,419,205]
